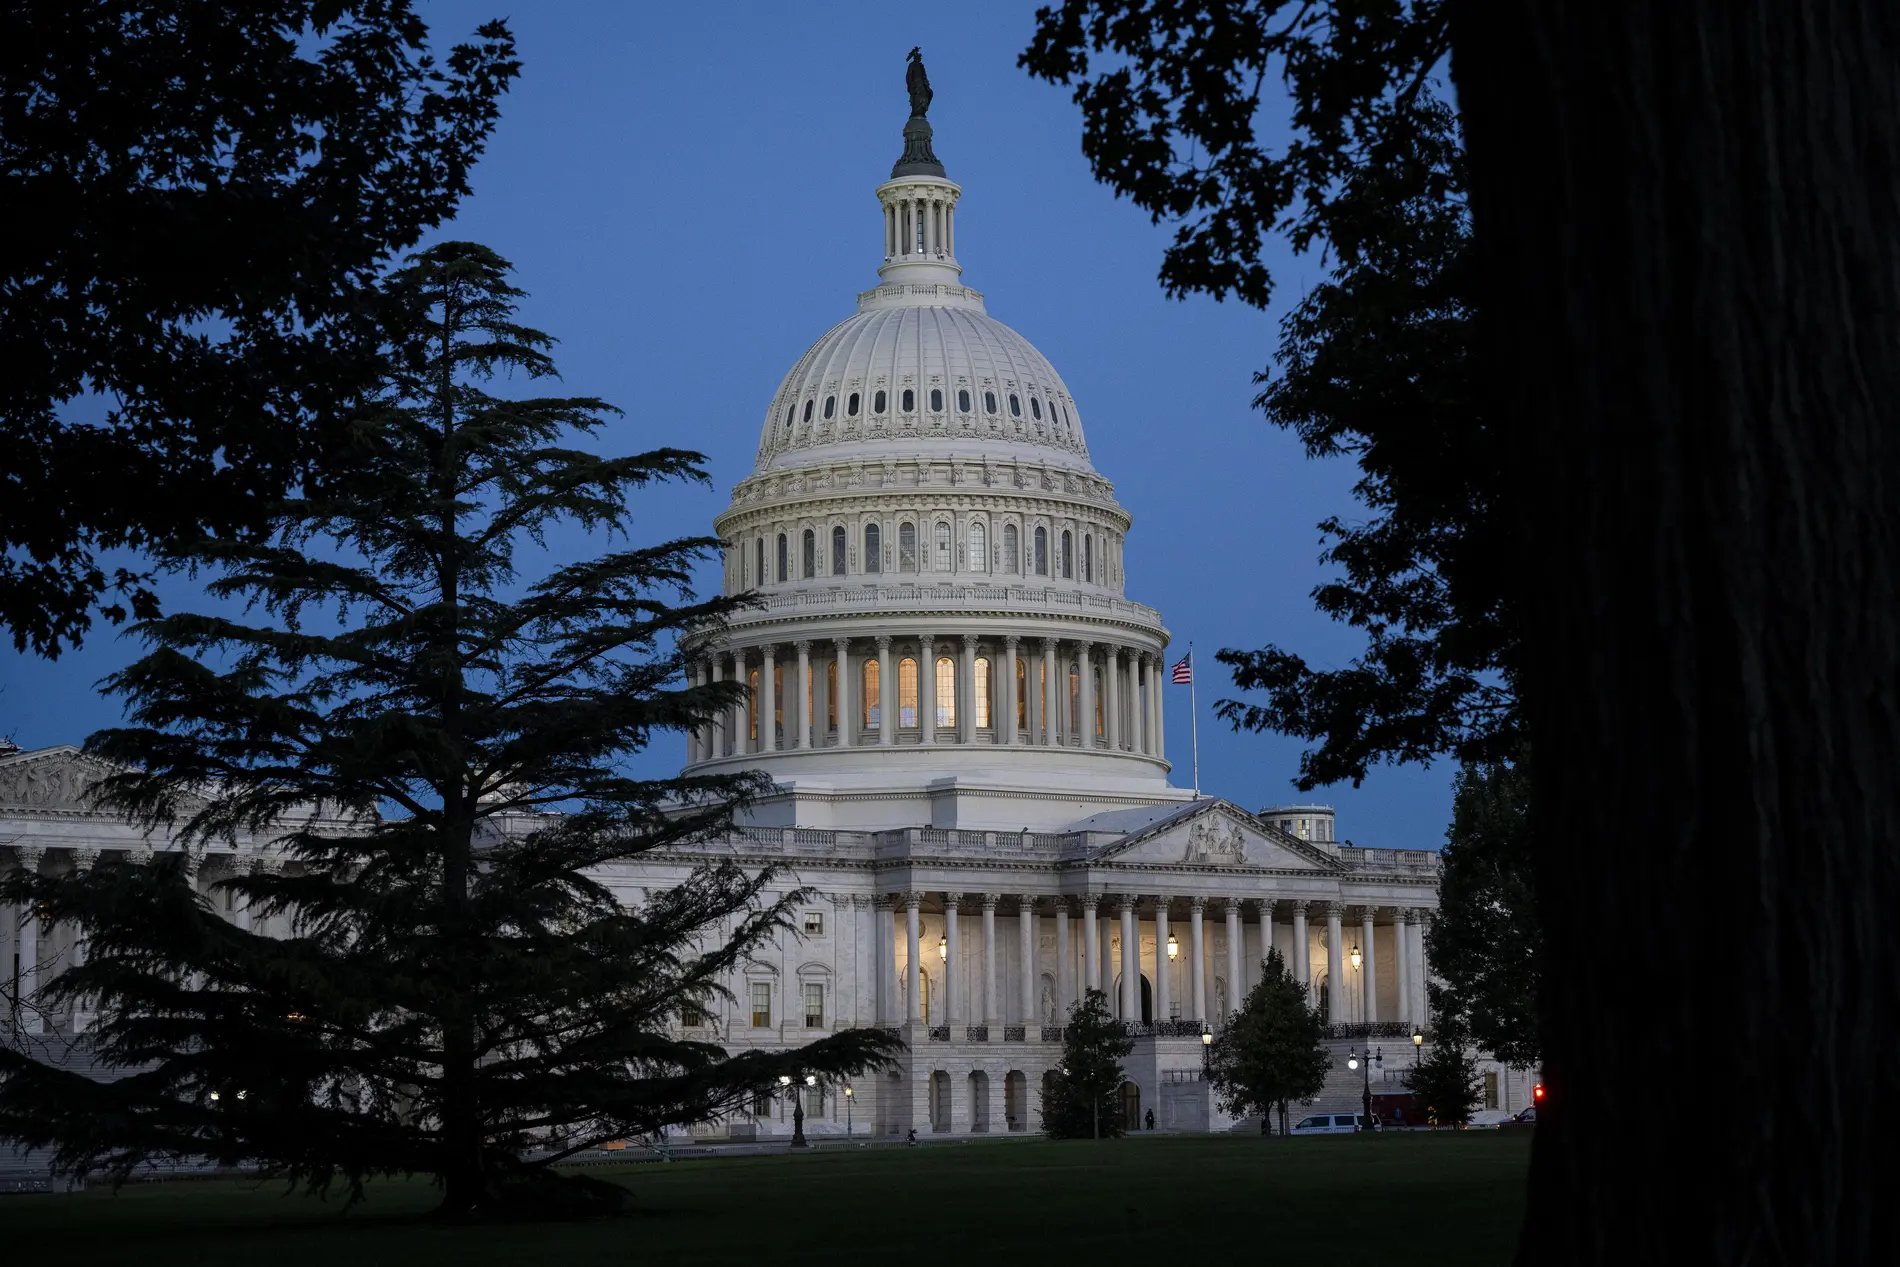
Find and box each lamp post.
[844,1084,854,1139]
[1412,1028,1424,1068]
[781,1074,812,1149]
[1346,1046,1382,1131]
[1200,1022,1213,1076]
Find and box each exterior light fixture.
[843,1086,853,1098]
[779,1074,792,1087]
[1412,1030,1424,1048]
[938,932,948,961]
[1347,1052,1360,1071]
[1166,932,1180,961]
[805,1074,817,1087]
[1200,1026,1212,1047]
[1349,944,1363,970]
[208,1090,221,1102]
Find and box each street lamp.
[1412,1029,1424,1067]
[1200,1023,1213,1076]
[780,1074,811,1149]
[1346,1046,1382,1131]
[844,1084,854,1139]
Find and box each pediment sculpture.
[1182,815,1247,865]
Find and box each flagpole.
[1188,642,1201,798]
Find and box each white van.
[1289,1112,1381,1135]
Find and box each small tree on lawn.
[0,242,902,1218]
[1408,990,1485,1128]
[1041,988,1133,1139]
[1207,948,1331,1135]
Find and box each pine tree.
[0,242,902,1218]
[1207,948,1331,1135]
[1040,989,1134,1139]
[1405,992,1484,1128]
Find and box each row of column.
[885,192,955,259]
[876,892,1431,1031]
[689,635,1166,762]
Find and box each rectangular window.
[935,656,956,728]
[803,983,824,1028]
[750,982,772,1028]
[810,1085,826,1116]
[974,657,991,728]
[864,659,880,726]
[899,522,917,572]
[827,660,837,730]
[1016,658,1028,729]
[899,657,919,727]
[681,1004,708,1028]
[1483,1071,1500,1110]
[804,911,825,935]
[751,1090,771,1116]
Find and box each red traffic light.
[1533,1083,1546,1101]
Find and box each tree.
[1207,948,1330,1135]
[1405,993,1482,1128]
[1428,751,1538,1068]
[2,2,519,656]
[1449,2,1893,1260]
[1041,989,1134,1139]
[0,242,903,1218]
[1021,4,1513,791]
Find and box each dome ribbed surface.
[753,305,1093,474]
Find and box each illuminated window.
[975,657,992,728]
[898,657,919,727]
[1016,657,1028,729]
[804,983,825,1028]
[749,669,760,741]
[935,656,956,729]
[750,982,771,1028]
[865,522,882,573]
[1094,666,1104,736]
[863,659,881,727]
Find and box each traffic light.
[1533,1082,1546,1102]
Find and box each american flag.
[1170,654,1192,685]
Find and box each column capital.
[876,634,894,650]
[1324,900,1347,918]
[962,632,979,651]
[794,639,811,653]
[1041,635,1059,651]
[1399,905,1422,926]
[1189,895,1207,913]
[919,632,935,649]
[980,892,1000,910]
[1003,633,1021,648]
[68,847,101,871]
[901,891,923,910]
[11,846,44,871]
[1152,893,1175,909]
[1358,904,1379,923]
[942,891,962,911]
[1115,892,1137,915]
[833,634,851,648]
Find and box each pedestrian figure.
[906,1127,918,1146]
[1144,1108,1155,1132]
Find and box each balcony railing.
[1041,1025,1066,1042]
[1321,1021,1425,1041]
[1003,1025,1026,1042]
[965,1025,990,1042]
[927,1026,950,1042]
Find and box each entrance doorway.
[1119,1080,1141,1132]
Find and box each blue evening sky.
[0,1,1456,850]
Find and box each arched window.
[1061,404,1072,428]
[968,521,987,573]
[1031,396,1043,420]
[823,395,836,420]
[1094,665,1104,737]
[862,659,880,727]
[784,405,794,430]
[1016,657,1028,730]
[958,388,972,412]
[1084,534,1093,583]
[801,528,816,578]
[874,389,887,413]
[865,522,882,573]
[802,399,813,423]
[831,525,846,575]
[776,533,789,583]
[934,522,951,571]
[1008,393,1021,417]
[974,657,992,728]
[901,388,915,412]
[748,669,760,742]
[1068,662,1081,739]
[984,390,998,414]
[1003,523,1019,573]
[898,522,917,572]
[1060,530,1074,579]
[847,391,860,416]
[755,538,764,588]
[1033,526,1048,576]
[826,659,837,731]
[898,657,919,727]
[935,656,956,729]
[929,387,944,412]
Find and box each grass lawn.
[4,1132,1530,1266]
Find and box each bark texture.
[1451,2,1898,1262]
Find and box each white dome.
[753,299,1094,475]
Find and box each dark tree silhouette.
[1451,2,1893,1260]
[1207,948,1331,1134]
[1041,989,1134,1138]
[0,244,902,1218]
[2,2,517,656]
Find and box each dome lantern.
[872,52,965,299]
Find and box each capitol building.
[2,87,1535,1146]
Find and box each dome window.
[1008,394,1021,417]
[984,391,998,414]
[901,388,915,412]
[1003,523,1020,573]
[958,389,972,413]
[1033,526,1049,576]
[864,522,882,573]
[933,522,951,571]
[1030,397,1043,420]
[1084,534,1093,583]
[847,392,861,417]
[898,521,918,572]
[831,525,846,575]
[802,528,816,578]
[823,395,836,420]
[784,405,794,431]
[1060,530,1074,579]
[802,400,814,423]
[968,521,987,574]
[874,389,887,413]
[929,388,944,412]
[755,538,765,588]
[776,533,789,583]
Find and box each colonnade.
[883,188,956,260]
[873,892,1430,1035]
[688,633,1166,763]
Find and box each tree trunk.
[1451,3,1897,1262]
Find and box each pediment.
[1096,801,1339,872]
[0,746,120,812]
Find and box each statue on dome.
[906,47,934,118]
